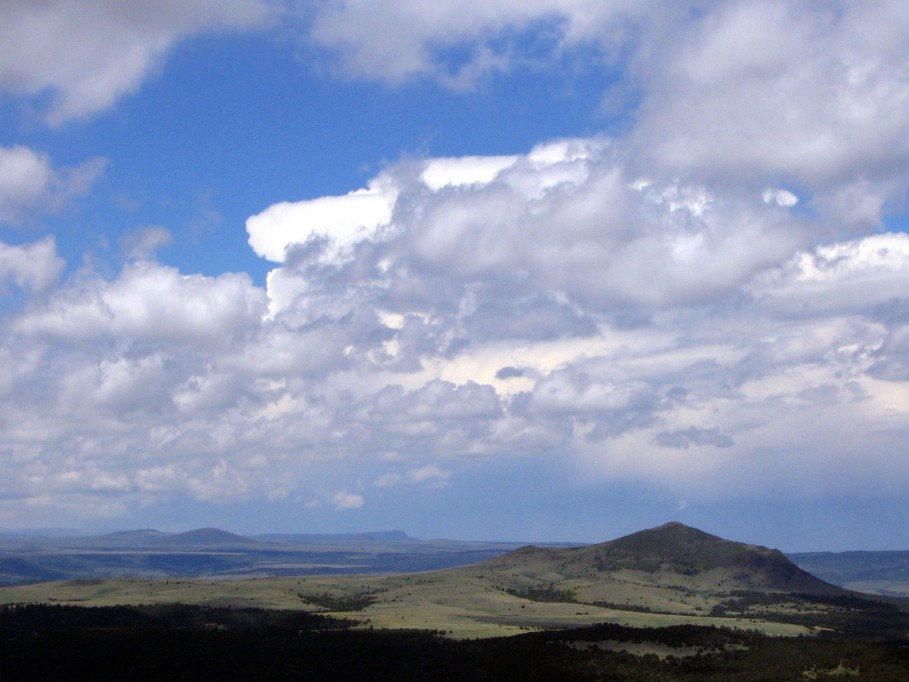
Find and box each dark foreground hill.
[3,602,909,680]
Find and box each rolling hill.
[4,521,901,640]
[146,527,262,548]
[97,529,172,541]
[482,521,845,596]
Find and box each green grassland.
[0,566,832,639]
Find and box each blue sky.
[2,1,909,551]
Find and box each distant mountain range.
[788,549,909,597]
[4,521,906,641]
[103,528,419,550]
[133,527,263,548]
[96,529,172,542]
[1,523,907,598]
[0,527,526,585]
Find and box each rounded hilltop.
[482,521,845,596]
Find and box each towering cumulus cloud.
[1,1,909,540]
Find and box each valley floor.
[0,569,896,640]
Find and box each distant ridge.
[149,527,260,548]
[788,549,909,597]
[254,530,415,543]
[0,528,82,538]
[98,529,172,542]
[484,521,846,596]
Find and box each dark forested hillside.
[2,604,909,681]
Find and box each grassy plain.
[0,568,813,639]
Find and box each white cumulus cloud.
[376,464,452,488]
[0,0,270,125]
[0,145,106,225]
[332,490,365,510]
[247,182,398,264]
[305,1,909,224]
[305,0,667,85]
[6,0,909,527]
[0,237,65,293]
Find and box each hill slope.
[484,521,843,596]
[148,527,261,548]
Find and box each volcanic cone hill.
[501,522,838,590]
[470,522,848,615]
